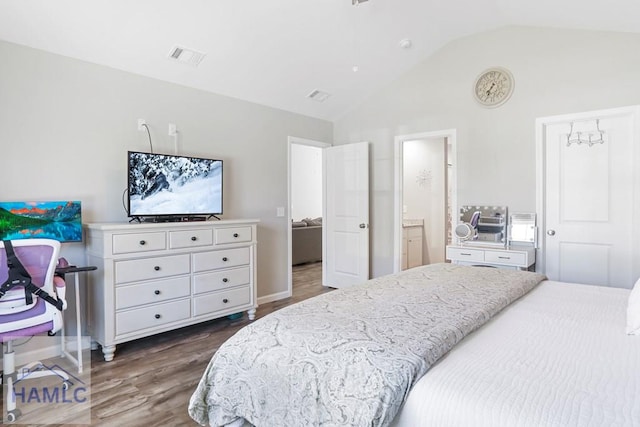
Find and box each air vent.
[167,45,206,67]
[307,89,331,102]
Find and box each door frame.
[287,136,331,298]
[535,105,640,279]
[393,129,458,273]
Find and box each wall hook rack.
[566,119,605,147]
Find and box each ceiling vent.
[167,45,206,67]
[307,89,331,102]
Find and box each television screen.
[0,201,83,243]
[127,151,223,218]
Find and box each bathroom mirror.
[508,212,537,246]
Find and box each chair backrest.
[0,239,60,313]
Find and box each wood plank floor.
[7,262,328,426]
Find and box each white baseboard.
[8,337,93,367]
[257,290,291,305]
[13,344,61,367]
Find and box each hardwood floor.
[4,262,329,426]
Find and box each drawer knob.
[233,233,239,238]
[154,266,160,271]
[191,236,197,241]
[222,278,228,283]
[154,290,161,295]
[139,240,146,246]
[223,298,229,303]
[222,257,228,262]
[155,314,161,319]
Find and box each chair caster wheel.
[6,408,21,422]
[62,380,71,390]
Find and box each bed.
[188,263,640,427]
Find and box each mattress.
[391,280,640,427]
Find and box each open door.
[323,142,370,288]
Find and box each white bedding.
[188,264,545,426]
[392,280,640,427]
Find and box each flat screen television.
[127,151,223,220]
[0,201,83,242]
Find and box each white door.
[323,142,369,288]
[540,107,638,288]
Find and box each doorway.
[287,137,330,298]
[393,130,457,273]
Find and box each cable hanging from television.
[141,123,154,153]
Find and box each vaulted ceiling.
[1,0,639,121]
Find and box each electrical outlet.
[168,123,177,136]
[137,119,146,131]
[276,207,285,217]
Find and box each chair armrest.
[53,276,67,310]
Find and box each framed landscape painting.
[0,201,82,243]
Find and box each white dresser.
[446,244,535,270]
[85,220,258,361]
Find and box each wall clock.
[473,67,514,108]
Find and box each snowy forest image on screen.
[128,152,222,217]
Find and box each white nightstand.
[446,245,535,270]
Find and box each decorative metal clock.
[473,67,514,108]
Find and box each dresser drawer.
[169,228,213,249]
[193,266,250,295]
[446,247,484,262]
[112,232,166,254]
[484,250,526,266]
[214,226,252,244]
[116,299,191,336]
[192,247,250,272]
[115,276,191,310]
[193,286,251,317]
[115,254,190,284]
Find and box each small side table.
[55,265,97,373]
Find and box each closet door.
[540,107,638,288]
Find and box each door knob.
[359,223,368,229]
[547,229,556,236]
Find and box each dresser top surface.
[86,219,260,231]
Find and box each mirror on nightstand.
[457,205,507,248]
[508,213,537,248]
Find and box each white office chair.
[0,239,68,423]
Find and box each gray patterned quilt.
[188,263,546,427]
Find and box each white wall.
[334,26,640,278]
[0,40,333,301]
[291,144,322,221]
